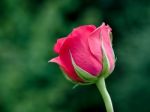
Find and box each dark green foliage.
[0,0,150,112]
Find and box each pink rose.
[49,23,115,84]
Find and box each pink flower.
[49,23,115,84]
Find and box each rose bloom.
[49,23,115,84]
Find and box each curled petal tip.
[48,57,60,63]
[101,22,106,26]
[48,59,54,63]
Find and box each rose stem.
[96,77,114,112]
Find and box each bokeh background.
[0,0,150,112]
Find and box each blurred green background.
[0,0,150,112]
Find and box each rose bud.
[49,23,115,85]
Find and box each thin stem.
[96,77,114,112]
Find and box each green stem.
[96,77,114,112]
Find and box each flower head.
[49,23,115,84]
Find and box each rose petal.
[101,25,115,72]
[49,56,83,82]
[54,37,66,53]
[68,25,101,76]
[88,24,103,63]
[87,24,108,75]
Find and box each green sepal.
[70,51,98,84]
[60,67,95,86]
[77,82,95,85]
[72,81,96,89]
[100,37,111,78]
[72,82,95,88]
[72,84,79,89]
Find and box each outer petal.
[101,24,115,73]
[68,25,102,76]
[49,56,83,82]
[56,25,97,81]
[70,52,98,83]
[87,23,108,75]
[54,37,66,53]
[88,24,103,64]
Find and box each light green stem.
[96,77,114,112]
